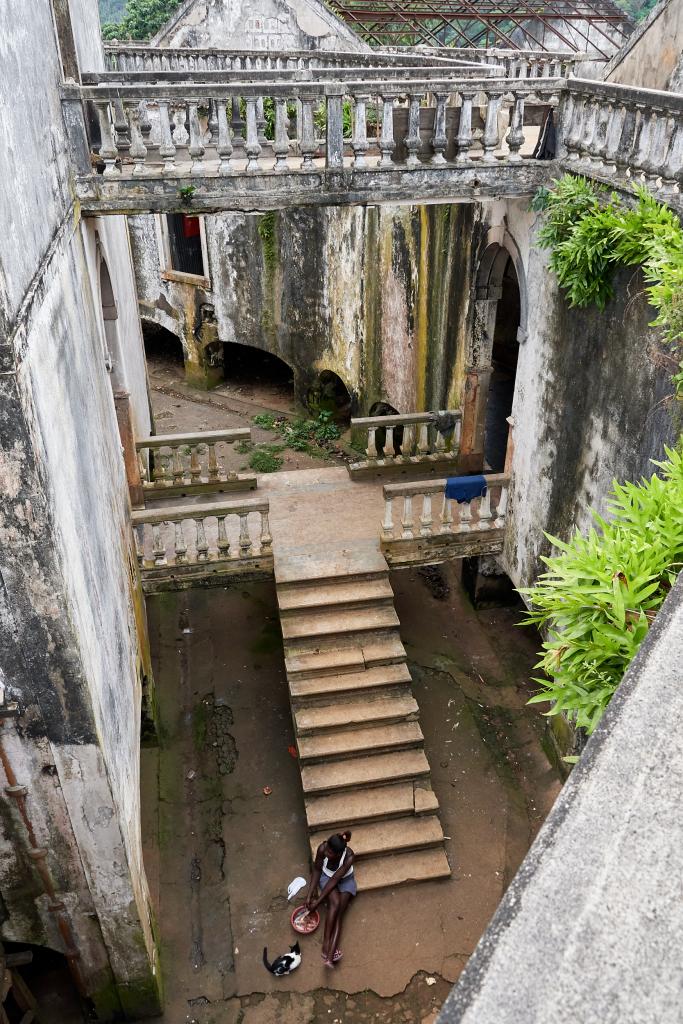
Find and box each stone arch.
[461,230,526,472]
[140,315,186,366]
[310,369,352,424]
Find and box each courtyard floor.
[138,560,560,1024]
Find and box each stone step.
[285,634,406,680]
[281,606,400,644]
[301,748,430,795]
[354,847,452,891]
[290,663,412,704]
[297,720,423,763]
[278,577,394,615]
[295,693,419,735]
[305,782,440,831]
[309,815,445,860]
[274,544,389,587]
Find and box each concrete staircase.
[275,544,451,892]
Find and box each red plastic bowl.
[291,905,320,934]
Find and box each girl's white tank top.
[322,847,354,878]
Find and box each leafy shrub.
[520,448,683,734]
[249,445,285,473]
[252,413,278,431]
[102,0,182,39]
[534,176,683,392]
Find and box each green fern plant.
[520,447,683,734]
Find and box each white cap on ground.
[287,876,307,901]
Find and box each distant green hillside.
[615,0,658,21]
[99,0,183,38]
[99,0,126,21]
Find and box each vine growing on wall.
[520,448,683,736]
[532,175,683,394]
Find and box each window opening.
[165,214,206,277]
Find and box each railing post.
[239,513,253,556]
[454,91,474,165]
[382,495,394,540]
[431,93,448,165]
[217,99,233,176]
[326,92,345,170]
[300,99,317,169]
[273,97,290,171]
[420,493,433,536]
[188,102,205,175]
[506,93,526,161]
[367,426,378,462]
[158,100,177,173]
[95,101,120,177]
[405,93,423,168]
[245,97,262,172]
[351,93,370,167]
[260,510,273,553]
[481,92,502,162]
[379,94,396,167]
[401,495,414,539]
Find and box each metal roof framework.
[327,0,633,56]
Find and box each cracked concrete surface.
[138,561,561,1023]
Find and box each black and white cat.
[262,941,301,976]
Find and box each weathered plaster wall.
[130,203,482,412]
[151,0,367,51]
[0,0,159,1016]
[504,199,679,591]
[605,0,683,91]
[67,0,105,72]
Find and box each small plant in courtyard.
[251,411,341,457]
[252,412,278,431]
[533,175,683,394]
[520,447,683,735]
[249,445,285,473]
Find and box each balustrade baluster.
[208,444,220,482]
[155,452,170,484]
[351,94,370,167]
[190,447,202,482]
[217,516,231,559]
[434,421,447,456]
[188,103,205,175]
[326,94,344,170]
[659,122,683,194]
[454,91,475,165]
[95,101,120,177]
[382,496,394,540]
[195,518,209,561]
[256,97,268,144]
[405,93,422,168]
[477,490,492,530]
[481,92,502,162]
[152,524,166,565]
[245,98,262,172]
[603,101,626,174]
[366,426,378,462]
[417,423,430,457]
[171,446,184,484]
[139,100,152,144]
[158,101,177,173]
[112,99,130,153]
[260,511,273,552]
[642,110,669,187]
[564,92,586,161]
[614,102,639,178]
[506,93,526,162]
[459,501,472,532]
[631,105,654,181]
[494,485,509,528]
[400,425,415,460]
[217,100,233,176]
[380,95,396,167]
[401,495,414,539]
[273,98,290,171]
[134,526,144,566]
[431,94,448,165]
[174,521,188,563]
[420,493,433,536]
[591,101,612,169]
[137,452,148,485]
[383,426,395,462]
[439,494,453,534]
[239,513,253,556]
[300,100,317,169]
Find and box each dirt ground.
[138,561,560,1024]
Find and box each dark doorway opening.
[222,342,294,400]
[2,942,85,1023]
[484,258,520,472]
[142,320,185,367]
[313,370,352,426]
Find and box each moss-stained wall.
[130,203,483,413]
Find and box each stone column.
[114,390,145,509]
[459,295,498,472]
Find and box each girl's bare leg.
[322,889,340,960]
[330,891,352,959]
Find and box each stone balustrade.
[380,474,510,566]
[102,44,579,79]
[62,75,560,212]
[349,410,462,478]
[136,429,256,498]
[559,79,683,204]
[132,497,273,590]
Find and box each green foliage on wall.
[99,0,127,22]
[101,0,182,40]
[533,175,683,393]
[520,448,683,735]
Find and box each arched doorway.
[461,232,526,473]
[222,342,294,402]
[142,319,185,370]
[310,370,352,426]
[484,256,520,471]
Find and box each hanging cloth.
[445,475,487,503]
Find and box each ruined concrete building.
[0,0,682,1018]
